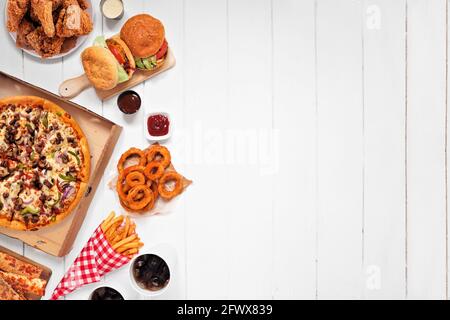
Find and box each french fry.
[100,213,143,256]
[123,248,138,257]
[117,244,138,253]
[105,221,121,240]
[103,216,123,234]
[111,229,125,245]
[116,241,143,253]
[127,222,136,237]
[112,234,137,250]
[123,216,130,238]
[101,212,116,231]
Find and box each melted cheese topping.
[0,103,83,227]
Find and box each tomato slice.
[156,40,168,60]
[107,44,125,65]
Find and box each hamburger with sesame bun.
[120,14,169,71]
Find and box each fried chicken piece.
[16,17,36,49]
[52,0,63,10]
[77,0,89,10]
[6,0,30,32]
[30,0,54,37]
[62,0,78,7]
[55,4,92,38]
[29,0,61,22]
[26,26,64,58]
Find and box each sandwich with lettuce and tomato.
[119,14,169,71]
[81,35,136,90]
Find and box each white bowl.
[129,245,176,298]
[144,112,172,142]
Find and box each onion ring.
[147,179,159,200]
[125,171,146,187]
[117,165,146,203]
[145,145,171,168]
[123,183,132,194]
[125,185,154,210]
[158,171,184,200]
[144,161,165,181]
[121,197,156,213]
[117,148,147,173]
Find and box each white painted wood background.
[0,0,449,300]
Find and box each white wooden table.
[0,0,449,300]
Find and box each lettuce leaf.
[135,58,145,69]
[138,55,157,70]
[93,36,107,48]
[117,64,129,83]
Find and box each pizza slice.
[0,252,43,279]
[0,277,25,300]
[0,271,46,296]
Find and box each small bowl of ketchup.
[145,112,171,142]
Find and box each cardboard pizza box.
[0,245,52,300]
[0,71,122,257]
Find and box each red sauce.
[147,114,170,136]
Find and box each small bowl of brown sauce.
[117,90,141,115]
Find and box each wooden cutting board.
[59,48,176,100]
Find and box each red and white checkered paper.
[51,226,131,300]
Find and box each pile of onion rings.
[116,143,191,213]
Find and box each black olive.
[3,192,9,199]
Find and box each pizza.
[0,271,47,296]
[0,252,43,278]
[0,276,25,300]
[0,96,90,230]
